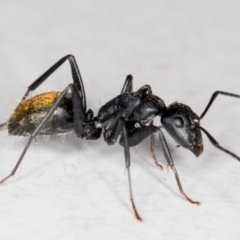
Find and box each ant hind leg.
[0,83,85,184]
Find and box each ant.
[0,55,240,221]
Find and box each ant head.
[161,102,203,157]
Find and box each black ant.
[1,55,240,221]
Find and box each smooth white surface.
[0,1,240,240]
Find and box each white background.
[0,1,240,240]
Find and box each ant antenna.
[195,125,240,161]
[200,91,240,119]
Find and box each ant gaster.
[1,55,240,221]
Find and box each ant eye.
[174,117,184,128]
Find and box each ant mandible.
[0,55,240,221]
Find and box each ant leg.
[118,121,163,169]
[120,75,153,95]
[0,123,7,128]
[117,121,162,168]
[120,118,142,221]
[149,121,163,170]
[200,91,240,119]
[197,125,240,161]
[121,75,133,94]
[136,85,152,94]
[0,84,85,184]
[158,128,200,205]
[118,121,159,147]
[120,74,154,95]
[103,118,142,221]
[22,55,86,112]
[0,55,87,128]
[150,133,163,170]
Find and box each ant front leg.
[158,128,200,205]
[0,84,85,184]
